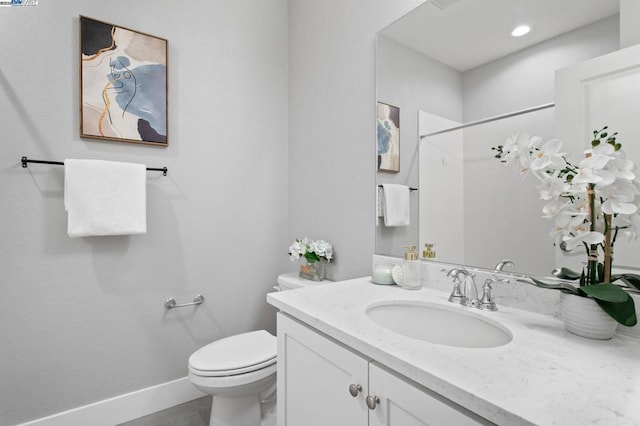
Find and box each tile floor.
[117,396,277,426]
[117,397,211,426]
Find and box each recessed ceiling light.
[511,25,531,37]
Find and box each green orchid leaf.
[580,283,629,303]
[554,267,582,280]
[526,277,581,295]
[611,273,640,291]
[593,296,638,327]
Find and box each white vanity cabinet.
[277,313,489,426]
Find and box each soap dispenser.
[422,243,436,260]
[401,245,421,290]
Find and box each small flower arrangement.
[288,238,333,263]
[492,127,639,327]
[288,238,333,282]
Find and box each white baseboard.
[17,377,207,426]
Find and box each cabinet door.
[368,363,490,426]
[277,313,369,426]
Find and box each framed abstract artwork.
[376,101,400,172]
[80,16,168,146]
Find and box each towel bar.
[21,156,168,176]
[164,294,205,309]
[378,184,418,191]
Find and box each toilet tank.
[276,272,329,291]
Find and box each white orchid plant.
[492,127,639,326]
[288,238,333,264]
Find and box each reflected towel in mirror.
[380,184,410,226]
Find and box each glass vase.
[299,260,325,281]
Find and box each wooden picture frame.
[80,16,168,146]
[377,101,400,172]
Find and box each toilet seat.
[189,357,276,377]
[189,330,276,377]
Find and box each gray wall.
[1,1,288,425]
[288,0,426,279]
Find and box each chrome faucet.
[444,268,467,304]
[460,273,479,308]
[444,267,509,311]
[478,276,510,311]
[444,268,478,306]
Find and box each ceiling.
[380,0,619,71]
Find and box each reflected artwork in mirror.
[374,0,640,278]
[377,101,401,172]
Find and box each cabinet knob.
[348,383,362,397]
[366,395,380,410]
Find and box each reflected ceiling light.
[511,25,531,37]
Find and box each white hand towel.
[376,186,384,217]
[64,159,147,237]
[380,184,410,227]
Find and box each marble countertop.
[267,277,640,426]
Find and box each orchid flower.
[606,150,636,181]
[572,154,616,186]
[574,143,618,184]
[562,230,605,251]
[542,199,570,218]
[530,138,567,172]
[600,181,639,215]
[551,211,587,238]
[494,130,639,256]
[537,171,570,201]
[502,132,541,175]
[617,214,640,240]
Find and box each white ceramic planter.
[559,292,618,340]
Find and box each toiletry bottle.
[401,245,421,290]
[420,243,435,283]
[422,243,436,260]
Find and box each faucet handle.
[494,259,515,272]
[444,268,467,304]
[443,267,459,278]
[478,276,509,311]
[444,267,470,280]
[490,275,510,284]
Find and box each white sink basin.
[366,301,512,348]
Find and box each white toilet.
[188,273,326,426]
[189,330,277,426]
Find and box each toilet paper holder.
[164,294,205,309]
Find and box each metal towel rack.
[164,294,205,309]
[378,184,418,192]
[21,156,168,176]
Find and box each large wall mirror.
[376,0,640,277]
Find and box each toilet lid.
[189,330,276,376]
